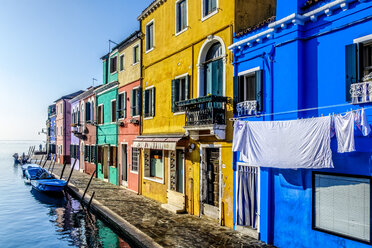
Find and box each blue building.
[230,0,372,247]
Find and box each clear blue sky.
[0,0,153,141]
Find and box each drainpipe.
[139,23,143,196]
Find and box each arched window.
[198,39,225,97]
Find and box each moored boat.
[25,167,53,181]
[13,153,20,164]
[22,164,40,177]
[31,179,67,193]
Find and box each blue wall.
[232,1,372,247]
[50,116,56,143]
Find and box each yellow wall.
[139,0,239,228]
[118,39,141,87]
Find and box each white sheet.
[334,112,355,153]
[355,108,371,136]
[236,116,333,169]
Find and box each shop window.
[131,148,139,172]
[143,149,163,182]
[313,173,371,242]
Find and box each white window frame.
[132,86,141,118]
[144,85,155,120]
[130,146,139,174]
[145,19,155,53]
[175,0,188,36]
[173,73,189,115]
[118,92,126,120]
[143,149,165,184]
[119,54,125,72]
[132,45,140,65]
[201,0,218,22]
[110,99,117,124]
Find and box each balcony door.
[121,144,128,186]
[203,43,223,97]
[103,146,109,180]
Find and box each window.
[56,106,58,114]
[110,56,117,74]
[89,145,96,163]
[147,150,163,179]
[118,92,126,119]
[85,102,91,122]
[143,87,155,118]
[131,148,139,172]
[97,146,104,164]
[361,42,372,78]
[202,0,217,18]
[119,54,124,71]
[133,45,139,64]
[313,173,371,242]
[111,100,117,122]
[171,75,189,112]
[60,103,63,113]
[109,146,117,167]
[60,127,62,136]
[97,105,103,124]
[176,0,187,34]
[201,42,223,97]
[235,69,263,114]
[146,21,154,52]
[84,145,90,162]
[130,88,141,117]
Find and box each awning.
[132,135,184,151]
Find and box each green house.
[95,52,119,185]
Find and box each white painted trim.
[132,85,140,90]
[110,49,118,57]
[97,104,104,125]
[96,85,118,96]
[174,111,185,116]
[120,142,129,186]
[175,0,188,36]
[130,145,140,174]
[133,44,140,65]
[145,19,155,53]
[197,35,226,97]
[144,117,154,120]
[110,55,118,75]
[119,54,125,72]
[175,72,189,80]
[238,66,261,76]
[110,99,117,124]
[145,85,155,90]
[201,0,219,22]
[354,34,372,44]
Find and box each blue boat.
[25,167,53,181]
[31,179,67,193]
[22,164,40,177]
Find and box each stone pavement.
[47,162,273,248]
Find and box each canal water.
[0,141,132,248]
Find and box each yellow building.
[134,0,276,228]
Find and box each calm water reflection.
[0,141,131,248]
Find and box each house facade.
[55,91,84,164]
[115,31,142,192]
[96,52,119,185]
[47,104,56,159]
[136,0,275,227]
[230,0,372,246]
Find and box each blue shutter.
[171,80,180,112]
[123,92,127,118]
[345,44,359,102]
[211,60,223,96]
[185,75,190,100]
[86,102,91,122]
[233,76,239,113]
[137,88,142,116]
[131,89,135,116]
[255,70,263,112]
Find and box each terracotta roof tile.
[235,16,276,38]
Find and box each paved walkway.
[45,161,273,248]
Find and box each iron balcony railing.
[350,81,372,104]
[236,100,258,116]
[176,95,228,127]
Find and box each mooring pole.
[60,161,68,179]
[42,157,48,168]
[66,159,77,184]
[50,159,56,174]
[87,191,95,209]
[38,155,44,165]
[82,170,96,201]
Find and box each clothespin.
[333,112,335,117]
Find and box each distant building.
[47,104,56,159]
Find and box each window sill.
[174,111,185,116]
[132,62,139,66]
[110,71,118,75]
[130,170,139,175]
[145,47,154,54]
[144,116,154,120]
[144,176,164,184]
[175,27,188,37]
[201,10,218,22]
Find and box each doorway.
[201,147,220,220]
[121,144,128,186]
[103,146,109,180]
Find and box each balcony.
[350,81,372,104]
[237,100,258,116]
[176,95,228,140]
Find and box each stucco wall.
[118,40,141,88]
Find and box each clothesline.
[229,103,372,121]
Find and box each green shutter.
[143,89,146,116]
[130,89,135,116]
[233,76,239,113]
[137,88,142,116]
[86,102,90,122]
[151,88,155,117]
[185,75,190,100]
[123,91,127,118]
[171,79,176,112]
[256,70,263,112]
[345,44,359,102]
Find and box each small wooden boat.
[22,164,40,177]
[25,167,53,181]
[31,179,67,193]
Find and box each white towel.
[334,112,355,153]
[238,116,333,169]
[355,108,371,136]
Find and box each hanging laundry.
[355,108,371,136]
[235,116,333,169]
[334,112,355,153]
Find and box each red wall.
[82,95,96,175]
